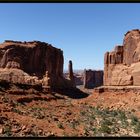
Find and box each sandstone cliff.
[0,40,73,90]
[104,29,140,86]
[84,69,103,89]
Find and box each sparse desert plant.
[84,128,90,136]
[32,112,45,119]
[98,124,111,134]
[57,122,64,129]
[4,126,12,137]
[131,115,139,126]
[90,115,96,120]
[117,110,127,121]
[110,110,118,117]
[11,108,23,115]
[69,120,79,129]
[121,120,129,129]
[31,107,46,111]
[80,111,86,116]
[133,122,140,133]
[100,119,113,126]
[2,96,9,103]
[92,127,97,134]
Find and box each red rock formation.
[104,29,140,86]
[74,73,83,85]
[83,69,103,89]
[68,60,74,81]
[63,72,83,86]
[0,40,72,90]
[68,60,75,87]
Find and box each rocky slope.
[0,85,140,137]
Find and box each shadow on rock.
[53,88,89,99]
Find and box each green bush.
[133,123,140,133]
[99,124,111,134]
[131,115,139,126]
[101,119,113,126]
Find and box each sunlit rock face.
[104,29,140,86]
[0,40,73,89]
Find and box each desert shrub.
[33,112,45,119]
[109,110,118,117]
[84,128,90,136]
[31,107,46,112]
[121,120,129,129]
[57,123,64,129]
[131,115,139,126]
[2,96,9,103]
[4,126,12,136]
[92,127,97,131]
[94,108,102,116]
[134,124,140,133]
[80,111,86,116]
[111,126,120,133]
[98,124,111,134]
[90,115,96,120]
[117,110,127,121]
[101,119,113,126]
[12,108,23,115]
[69,120,79,129]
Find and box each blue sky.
[0,3,140,70]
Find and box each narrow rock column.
[83,69,86,88]
[68,60,75,87]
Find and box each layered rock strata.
[0,40,73,90]
[104,29,140,86]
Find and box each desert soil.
[0,86,140,137]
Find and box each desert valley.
[1,29,140,137]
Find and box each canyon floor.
[0,85,140,137]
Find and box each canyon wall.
[0,40,73,90]
[104,29,140,86]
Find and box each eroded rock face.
[83,69,103,89]
[104,29,140,86]
[0,40,72,90]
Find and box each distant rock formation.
[63,71,83,86]
[0,40,74,90]
[74,73,83,86]
[83,69,103,89]
[104,29,140,86]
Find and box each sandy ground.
[0,86,140,137]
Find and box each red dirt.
[0,87,140,136]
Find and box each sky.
[0,3,140,70]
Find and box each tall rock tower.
[68,60,75,87]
